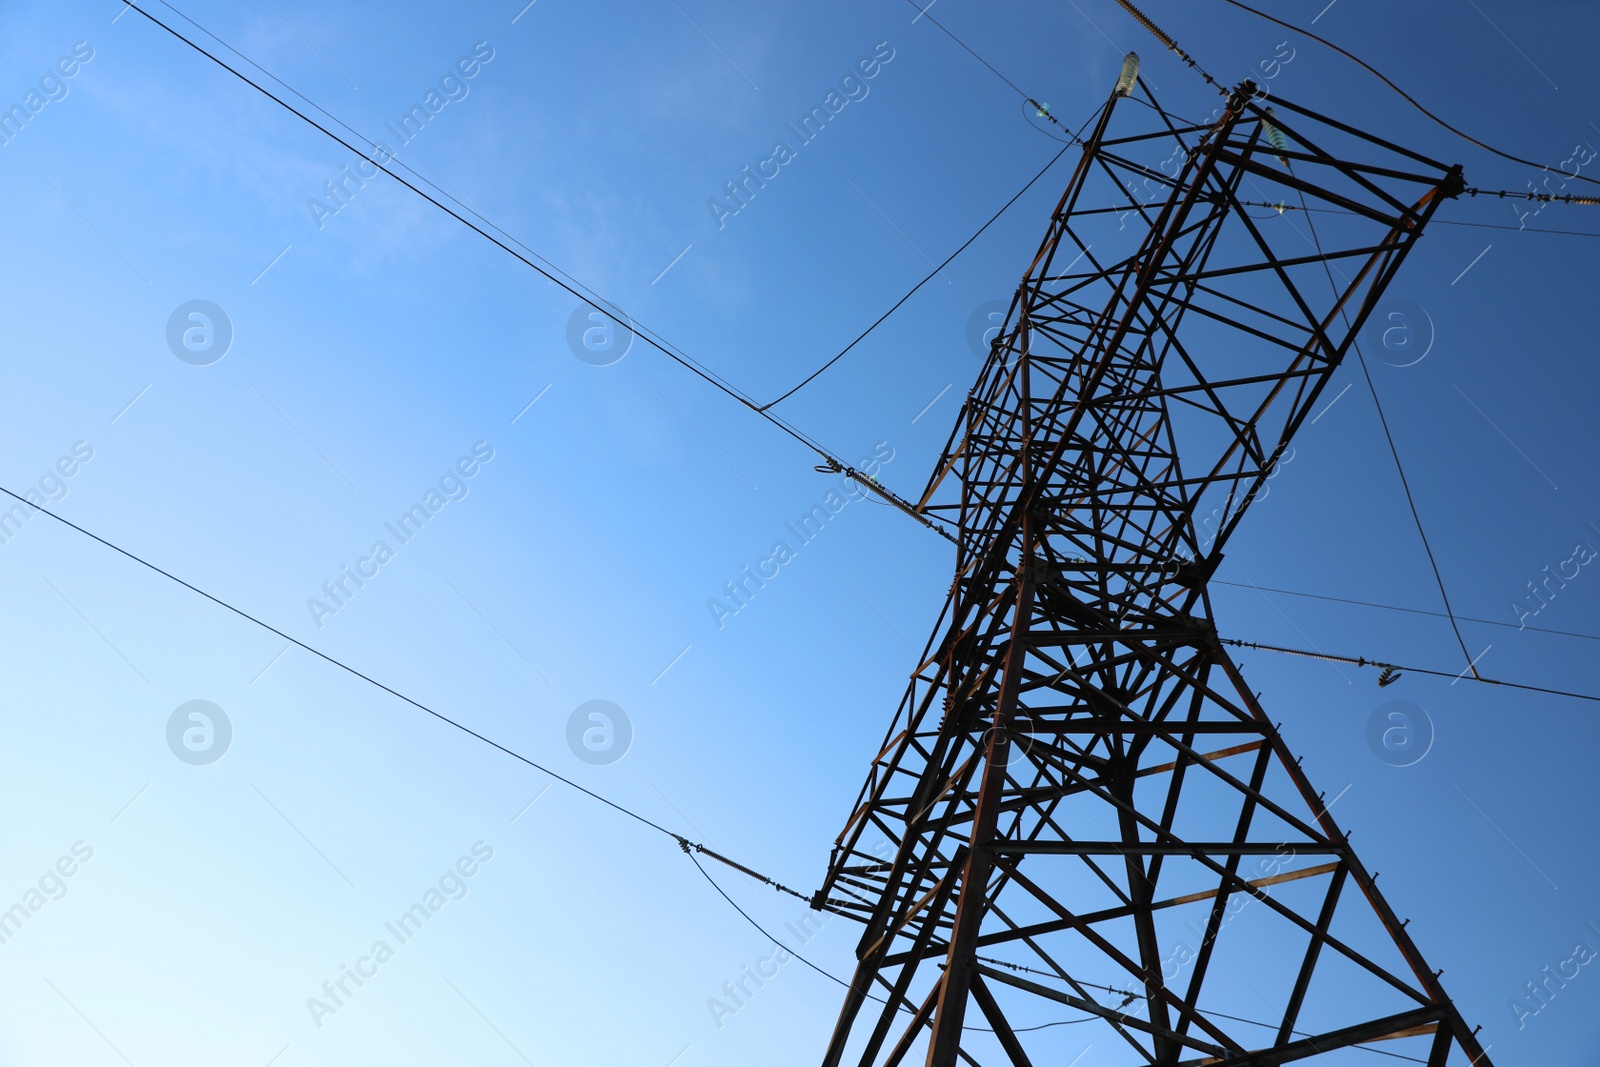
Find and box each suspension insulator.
[1115,52,1140,97]
[1262,108,1290,157]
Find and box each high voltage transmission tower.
[809,64,1492,1067]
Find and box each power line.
[1221,637,1600,704]
[0,483,828,894]
[685,848,857,991]
[1022,97,1083,145]
[154,0,1065,423]
[1114,0,1600,202]
[1290,177,1480,676]
[1349,347,1480,674]
[898,0,1066,121]
[1429,216,1600,238]
[1211,579,1600,644]
[764,138,1079,408]
[900,0,1221,134]
[8,458,1030,1017]
[118,0,955,543]
[891,5,1097,149]
[1236,198,1600,238]
[686,850,1100,1032]
[1216,0,1600,190]
[768,0,1174,410]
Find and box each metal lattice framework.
[810,73,1490,1067]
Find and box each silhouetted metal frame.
[812,76,1483,1067]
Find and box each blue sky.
[0,0,1597,1064]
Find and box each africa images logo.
[166,700,232,766]
[566,700,633,766]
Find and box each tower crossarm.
[918,85,1458,627]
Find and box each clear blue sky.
[0,0,1597,1064]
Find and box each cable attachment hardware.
[1111,0,1220,88]
[682,840,815,903]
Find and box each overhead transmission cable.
[1425,217,1600,238]
[118,0,956,543]
[764,126,1093,407]
[1235,198,1600,238]
[1216,0,1600,190]
[1286,175,1482,677]
[1,481,1103,1041]
[1115,0,1600,203]
[146,1,661,330]
[936,0,1599,227]
[154,0,1078,423]
[0,483,823,902]
[761,0,1150,407]
[897,0,1214,139]
[893,0,1143,147]
[897,0,1073,127]
[1211,579,1600,644]
[1221,637,1600,704]
[2,480,1181,1034]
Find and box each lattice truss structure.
[810,74,1490,1067]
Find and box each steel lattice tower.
[810,72,1491,1067]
